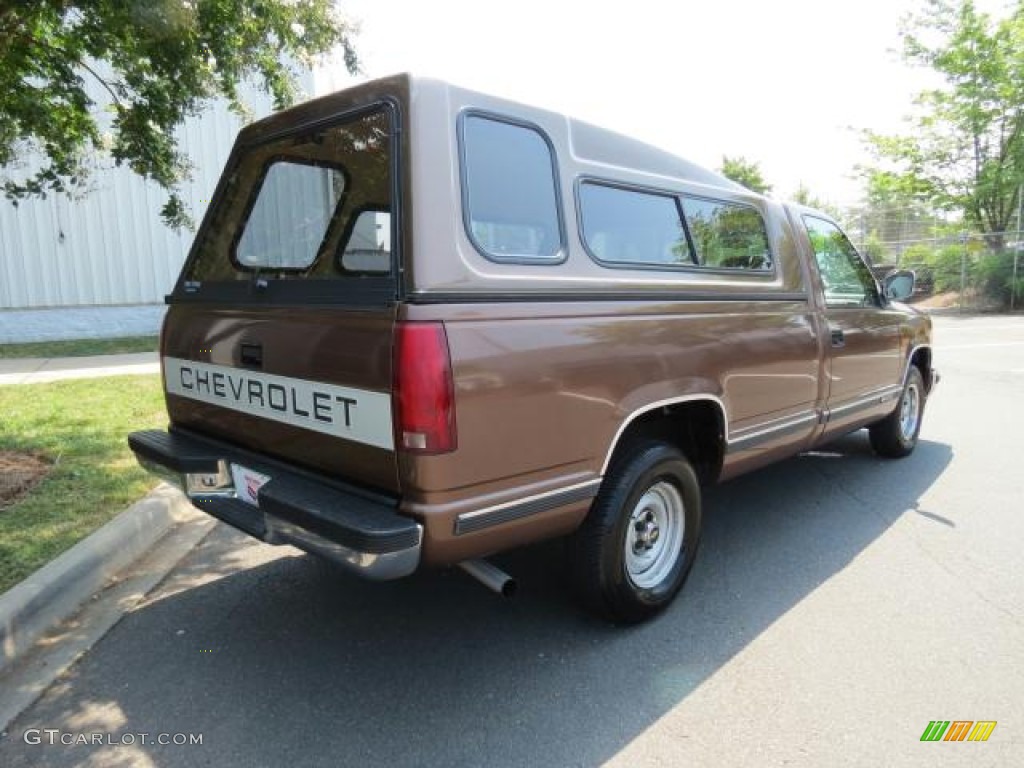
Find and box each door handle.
[829,327,845,348]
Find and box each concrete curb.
[0,484,195,676]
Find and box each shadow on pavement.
[0,433,952,767]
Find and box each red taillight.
[393,322,457,454]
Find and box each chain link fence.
[842,220,1023,312]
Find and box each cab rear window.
[184,106,393,283]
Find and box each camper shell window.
[459,113,565,264]
[579,182,695,269]
[235,159,347,270]
[577,180,775,275]
[182,105,394,286]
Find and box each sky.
[316,0,1012,207]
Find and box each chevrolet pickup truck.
[129,74,937,623]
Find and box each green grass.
[0,375,167,594]
[0,335,159,359]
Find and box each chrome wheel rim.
[899,382,920,441]
[624,480,685,589]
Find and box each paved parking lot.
[0,314,1021,767]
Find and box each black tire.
[869,366,926,458]
[569,440,701,623]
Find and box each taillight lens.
[393,322,457,453]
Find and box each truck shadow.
[5,433,952,767]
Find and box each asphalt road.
[1,314,1022,767]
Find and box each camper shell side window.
[458,111,566,264]
[577,180,696,270]
[576,180,775,276]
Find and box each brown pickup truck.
[129,74,937,623]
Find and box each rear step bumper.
[127,428,421,580]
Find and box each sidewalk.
[0,352,159,386]
[0,305,165,344]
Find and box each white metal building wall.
[0,76,309,309]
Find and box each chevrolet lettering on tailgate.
[163,358,393,449]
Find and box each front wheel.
[869,366,926,458]
[569,441,702,623]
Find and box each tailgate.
[163,304,398,492]
[161,94,404,494]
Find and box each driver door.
[802,215,904,436]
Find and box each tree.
[791,182,841,218]
[791,182,819,207]
[719,155,773,196]
[0,1,358,228]
[862,0,1024,252]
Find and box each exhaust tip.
[499,577,518,599]
[458,559,517,599]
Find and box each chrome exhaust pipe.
[458,559,517,598]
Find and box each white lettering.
[22,729,204,746]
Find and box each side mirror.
[883,270,916,301]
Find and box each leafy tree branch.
[719,155,773,196]
[0,0,359,229]
[861,0,1024,252]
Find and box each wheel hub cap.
[633,514,661,551]
[899,383,920,440]
[624,481,685,589]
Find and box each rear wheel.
[869,366,925,458]
[570,441,701,623]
